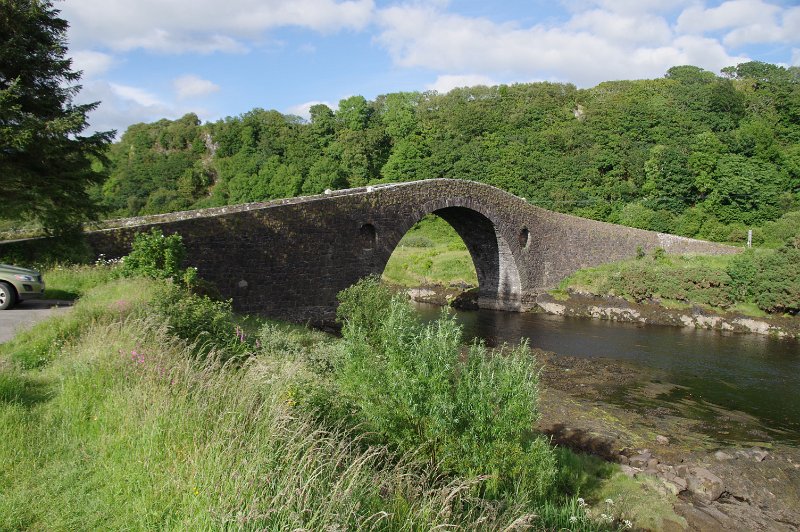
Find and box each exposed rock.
[537,301,566,315]
[656,434,670,445]
[534,292,799,339]
[750,447,769,462]
[714,451,734,461]
[685,467,726,501]
[629,452,652,468]
[408,288,436,300]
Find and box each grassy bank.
[382,215,477,288]
[0,264,683,529]
[556,246,800,317]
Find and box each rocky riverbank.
[535,351,800,531]
[535,291,799,339]
[402,286,800,529]
[405,286,799,339]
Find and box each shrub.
[728,247,800,314]
[151,282,242,356]
[335,277,556,501]
[399,234,434,248]
[120,228,188,280]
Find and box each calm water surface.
[414,303,800,443]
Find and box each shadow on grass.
[43,289,79,300]
[0,372,52,406]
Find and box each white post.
[747,229,752,248]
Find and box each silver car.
[0,264,46,310]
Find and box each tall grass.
[0,272,658,530]
[0,309,534,529]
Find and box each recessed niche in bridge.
[519,227,530,249]
[382,214,478,292]
[360,223,377,248]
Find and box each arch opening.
[381,207,523,311]
[382,214,478,293]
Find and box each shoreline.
[534,291,799,339]
[402,285,799,339]
[405,284,800,528]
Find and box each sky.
[60,0,800,136]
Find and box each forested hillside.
[95,61,800,246]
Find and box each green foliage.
[0,269,634,530]
[43,263,119,300]
[336,278,556,501]
[92,61,799,248]
[120,228,188,281]
[383,215,477,288]
[727,247,800,313]
[0,0,113,233]
[564,248,799,315]
[150,282,242,355]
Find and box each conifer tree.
[0,0,113,233]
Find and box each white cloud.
[108,83,164,108]
[568,9,672,46]
[792,48,800,66]
[173,75,220,100]
[676,0,779,34]
[375,4,750,87]
[563,0,693,15]
[75,81,174,136]
[70,50,115,77]
[676,1,799,47]
[62,0,375,54]
[425,74,498,93]
[285,100,335,120]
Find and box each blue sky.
[60,0,800,136]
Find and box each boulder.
[686,467,726,501]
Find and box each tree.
[0,0,112,233]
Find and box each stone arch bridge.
[76,179,735,323]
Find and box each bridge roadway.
[13,180,741,324]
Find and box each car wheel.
[0,282,16,310]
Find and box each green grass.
[43,263,119,299]
[383,215,477,288]
[0,268,678,530]
[559,253,737,295]
[556,249,799,318]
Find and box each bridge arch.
[374,196,525,311]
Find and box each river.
[413,303,800,444]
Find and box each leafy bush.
[120,228,190,281]
[151,282,242,356]
[336,277,556,500]
[398,234,434,248]
[604,260,734,308]
[727,247,800,313]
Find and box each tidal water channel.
[414,303,800,444]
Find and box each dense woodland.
[96,62,800,246]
